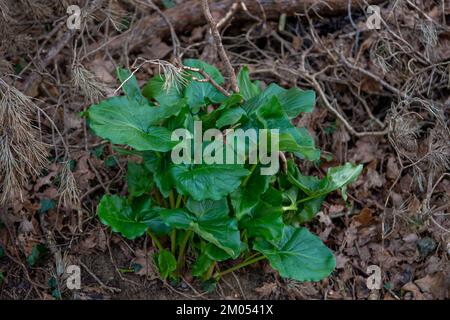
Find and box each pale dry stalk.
[0,79,48,204]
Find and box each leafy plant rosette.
[85,59,362,284]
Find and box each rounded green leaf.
[127,161,153,197]
[97,195,165,239]
[240,201,284,241]
[171,164,249,201]
[160,199,242,258]
[156,249,177,280]
[87,96,179,152]
[254,226,336,282]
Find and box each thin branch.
[141,0,180,61]
[182,65,230,97]
[307,75,389,137]
[201,0,239,93]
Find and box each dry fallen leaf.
[132,249,158,279]
[254,282,277,297]
[415,273,449,299]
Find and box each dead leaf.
[255,282,277,297]
[415,273,449,299]
[132,249,157,279]
[402,282,424,300]
[386,156,400,180]
[350,138,378,163]
[353,207,375,226]
[88,58,115,84]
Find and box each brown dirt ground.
[0,0,449,300]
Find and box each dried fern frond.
[0,58,12,76]
[420,21,438,48]
[156,60,189,93]
[88,0,129,32]
[135,58,189,93]
[388,101,421,154]
[17,0,53,19]
[72,64,106,104]
[58,161,81,211]
[0,78,48,204]
[115,59,189,97]
[426,124,450,173]
[0,0,10,20]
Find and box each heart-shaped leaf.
[142,75,185,107]
[240,201,284,241]
[171,164,249,201]
[183,59,226,109]
[116,68,147,105]
[254,226,336,281]
[160,198,242,258]
[237,66,260,100]
[231,166,270,220]
[87,96,179,152]
[127,161,153,197]
[98,195,169,239]
[155,249,177,279]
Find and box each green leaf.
[254,226,336,281]
[256,96,320,160]
[231,166,270,220]
[98,195,166,239]
[0,245,4,258]
[156,249,177,280]
[184,59,223,82]
[160,198,242,258]
[277,130,319,160]
[116,68,146,104]
[290,162,363,200]
[142,153,174,198]
[27,244,47,267]
[241,83,285,116]
[105,155,119,168]
[237,66,260,100]
[216,107,245,128]
[204,243,234,261]
[39,198,55,214]
[297,196,327,224]
[261,187,283,207]
[286,161,362,222]
[277,88,315,119]
[154,160,174,199]
[87,96,178,152]
[171,164,249,201]
[142,75,185,108]
[192,253,213,277]
[183,59,226,109]
[241,82,315,121]
[192,242,235,277]
[127,161,153,197]
[240,201,284,241]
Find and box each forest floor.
[0,0,449,300]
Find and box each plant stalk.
[176,230,192,272]
[147,230,163,251]
[170,229,176,255]
[214,255,265,278]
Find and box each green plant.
[85,59,362,283]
